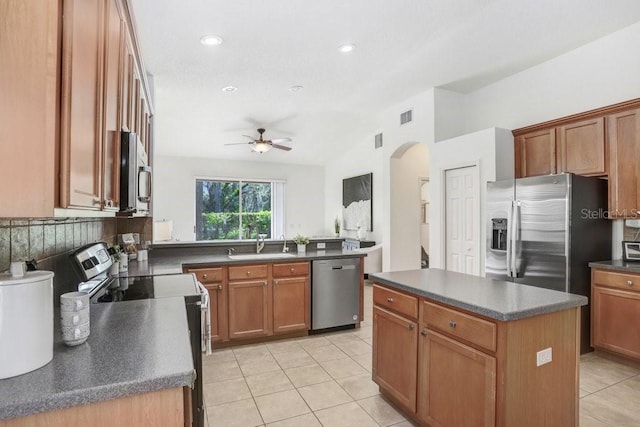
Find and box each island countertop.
[0,298,195,421]
[369,268,587,321]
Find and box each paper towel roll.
[154,220,173,241]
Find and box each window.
[195,179,285,240]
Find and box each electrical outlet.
[536,347,552,366]
[626,219,640,228]
[317,242,326,249]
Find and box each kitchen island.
[369,268,587,427]
[0,298,194,425]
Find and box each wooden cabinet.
[228,263,271,340]
[0,0,61,217]
[515,128,556,178]
[592,269,640,360]
[417,329,496,426]
[186,267,227,343]
[373,281,580,427]
[0,0,151,216]
[372,306,418,412]
[607,108,640,218]
[557,117,606,176]
[273,262,310,333]
[515,118,606,178]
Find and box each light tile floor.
[203,283,640,426]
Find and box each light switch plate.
[626,219,640,228]
[536,347,552,366]
[317,242,326,249]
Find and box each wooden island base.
[372,280,582,427]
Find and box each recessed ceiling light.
[289,85,304,92]
[200,35,223,46]
[338,43,355,53]
[221,86,237,92]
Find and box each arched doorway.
[389,142,429,271]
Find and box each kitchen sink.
[228,253,296,261]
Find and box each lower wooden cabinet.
[185,267,227,343]
[273,276,309,333]
[418,329,496,426]
[228,279,272,340]
[372,306,418,412]
[592,269,640,360]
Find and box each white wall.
[429,128,514,275]
[463,21,640,133]
[390,143,429,271]
[154,156,325,241]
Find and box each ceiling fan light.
[200,35,223,46]
[251,142,272,153]
[338,43,355,53]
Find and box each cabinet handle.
[408,324,414,330]
[246,271,252,276]
[627,280,633,286]
[203,274,208,279]
[263,281,268,286]
[274,280,279,286]
[387,297,394,303]
[449,320,457,328]
[92,198,101,206]
[217,284,222,290]
[421,329,428,337]
[290,268,295,273]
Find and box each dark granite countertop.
[589,260,640,274]
[121,249,366,277]
[0,298,195,421]
[369,268,587,321]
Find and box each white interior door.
[445,166,480,275]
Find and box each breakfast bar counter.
[0,298,194,423]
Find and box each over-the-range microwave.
[120,131,151,214]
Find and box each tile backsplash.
[0,217,150,301]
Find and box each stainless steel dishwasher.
[311,258,361,330]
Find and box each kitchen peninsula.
[369,268,587,427]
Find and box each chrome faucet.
[280,234,289,253]
[256,234,266,253]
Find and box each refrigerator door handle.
[506,202,513,278]
[511,200,521,278]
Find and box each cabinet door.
[418,329,496,427]
[205,282,228,343]
[592,285,640,360]
[557,117,606,176]
[273,276,309,333]
[608,108,640,218]
[101,0,125,211]
[228,279,272,340]
[120,32,135,132]
[515,129,556,178]
[60,0,105,209]
[372,306,418,412]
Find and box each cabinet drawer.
[373,285,418,319]
[273,262,310,278]
[187,267,223,283]
[593,269,640,291]
[228,264,268,281]
[421,301,496,353]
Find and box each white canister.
[0,270,54,379]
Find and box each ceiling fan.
[225,128,292,153]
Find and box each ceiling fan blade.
[224,142,252,146]
[271,137,292,143]
[242,135,255,140]
[271,143,292,151]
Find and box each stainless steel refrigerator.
[486,173,611,353]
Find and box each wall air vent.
[375,133,383,149]
[400,109,413,125]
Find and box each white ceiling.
[130,0,640,165]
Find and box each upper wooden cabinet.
[0,0,151,216]
[515,128,556,178]
[557,117,606,176]
[608,108,640,218]
[0,0,61,217]
[515,118,606,178]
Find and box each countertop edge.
[589,260,640,274]
[2,372,195,421]
[370,273,587,322]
